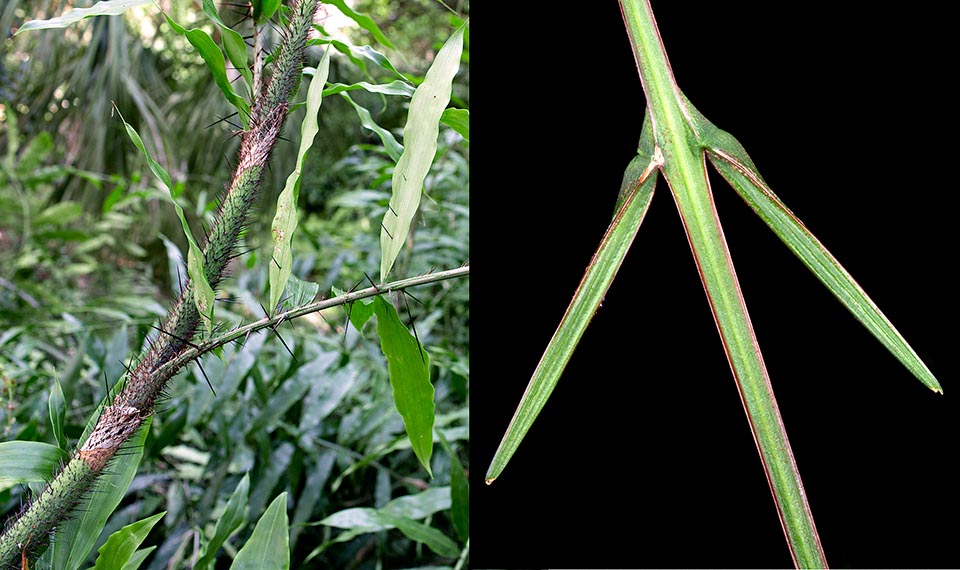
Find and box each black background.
[471,2,957,568]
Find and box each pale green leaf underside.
[269,52,330,312]
[380,23,466,282]
[15,0,155,35]
[486,113,660,483]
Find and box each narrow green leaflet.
[374,296,434,475]
[323,80,415,98]
[48,375,67,450]
[690,102,942,393]
[230,492,289,570]
[14,0,155,35]
[91,512,165,570]
[200,0,253,91]
[440,109,469,141]
[115,108,215,328]
[46,418,152,570]
[310,38,405,79]
[323,0,394,48]
[268,53,330,312]
[0,442,68,484]
[376,512,459,558]
[164,15,251,127]
[486,114,660,483]
[339,92,403,162]
[380,23,466,282]
[194,473,250,570]
[121,547,155,570]
[437,430,468,541]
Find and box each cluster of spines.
[0,0,320,565]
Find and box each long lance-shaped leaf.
[485,114,661,483]
[115,108,216,329]
[619,0,826,567]
[689,107,941,393]
[380,22,466,282]
[269,53,331,313]
[14,0,154,35]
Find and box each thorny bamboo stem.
[157,266,471,380]
[0,0,321,563]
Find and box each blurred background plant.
[0,0,468,567]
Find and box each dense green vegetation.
[0,1,468,567]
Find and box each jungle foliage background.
[0,0,469,567]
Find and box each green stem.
[619,1,826,567]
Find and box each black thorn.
[403,289,424,306]
[204,112,241,130]
[272,256,282,269]
[149,324,200,350]
[273,326,298,364]
[176,264,185,295]
[103,369,112,406]
[388,204,398,216]
[342,302,353,344]
[362,272,379,292]
[401,293,426,364]
[196,361,217,396]
[380,222,393,239]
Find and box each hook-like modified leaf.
[380,22,466,282]
[14,0,155,35]
[486,113,661,483]
[688,100,942,393]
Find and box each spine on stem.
[0,0,320,564]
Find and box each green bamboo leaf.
[338,92,403,162]
[253,0,281,23]
[14,0,155,35]
[692,103,942,393]
[0,441,68,484]
[310,38,405,79]
[164,15,251,127]
[374,296,434,475]
[322,0,395,49]
[322,80,415,98]
[486,113,660,483]
[380,23,465,282]
[121,547,155,570]
[194,473,250,570]
[91,511,165,570]
[375,512,459,558]
[347,296,375,331]
[201,0,253,91]
[34,201,83,227]
[436,431,468,541]
[47,418,152,570]
[268,53,330,313]
[316,488,456,557]
[115,107,215,328]
[230,492,289,570]
[48,375,67,451]
[440,108,469,141]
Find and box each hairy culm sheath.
[0,1,319,564]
